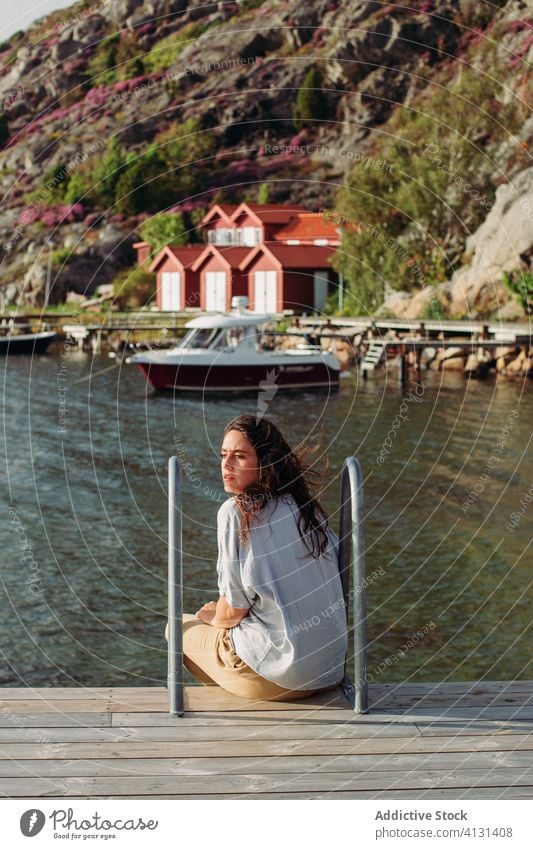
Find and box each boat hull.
[0,332,56,355]
[136,360,339,392]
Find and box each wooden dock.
[1,680,532,799]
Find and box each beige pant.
[165,613,340,701]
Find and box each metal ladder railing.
[338,457,368,713]
[167,455,368,716]
[168,457,184,717]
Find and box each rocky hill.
[0,0,531,316]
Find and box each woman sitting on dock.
[167,414,347,701]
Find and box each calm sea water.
[1,348,531,688]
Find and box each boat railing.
[167,455,368,717]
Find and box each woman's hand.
[195,601,217,623]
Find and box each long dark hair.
[222,414,331,558]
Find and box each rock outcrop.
[0,0,531,309]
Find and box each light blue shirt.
[216,494,347,690]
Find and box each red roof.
[192,245,250,271]
[231,202,308,226]
[201,204,239,226]
[240,243,335,270]
[149,245,204,272]
[273,213,340,242]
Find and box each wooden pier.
[1,680,532,799]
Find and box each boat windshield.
[179,327,219,349]
[210,326,248,350]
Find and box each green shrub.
[333,44,525,313]
[87,33,120,86]
[143,22,210,73]
[293,66,328,129]
[51,247,72,269]
[113,266,156,309]
[139,213,187,254]
[90,137,128,208]
[257,182,270,204]
[503,270,533,315]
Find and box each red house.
[149,246,203,311]
[191,245,249,312]
[272,213,340,246]
[139,202,340,314]
[240,244,335,313]
[201,202,307,246]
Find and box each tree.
[332,45,524,315]
[139,213,187,255]
[293,66,328,129]
[91,137,127,208]
[114,146,172,214]
[155,117,216,200]
[0,112,9,148]
[257,182,270,204]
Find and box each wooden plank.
[107,788,533,799]
[2,733,532,760]
[1,681,531,699]
[5,683,531,699]
[2,749,533,778]
[373,706,533,721]
[15,699,520,717]
[416,719,533,735]
[0,688,117,700]
[111,706,533,724]
[370,694,533,708]
[0,723,421,744]
[368,681,533,694]
[0,693,351,715]
[0,713,112,728]
[2,768,533,796]
[0,687,351,712]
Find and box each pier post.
[338,457,368,714]
[168,457,184,716]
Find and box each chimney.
[133,241,151,266]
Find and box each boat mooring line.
[72,362,121,384]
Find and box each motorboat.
[0,320,56,355]
[126,298,340,392]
